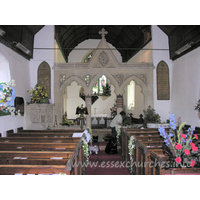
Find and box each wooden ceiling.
[1,25,200,61]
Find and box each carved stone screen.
[157,61,170,100]
[38,61,51,99]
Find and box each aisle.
[85,142,130,175]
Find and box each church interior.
[0,25,200,177]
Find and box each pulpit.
[25,103,55,129]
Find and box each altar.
[91,114,112,129]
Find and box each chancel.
[0,25,200,175]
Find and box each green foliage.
[143,105,161,124]
[101,83,111,96]
[60,112,74,126]
[30,83,48,103]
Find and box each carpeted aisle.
[85,142,130,175]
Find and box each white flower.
[6,97,12,102]
[8,79,16,87]
[0,91,5,99]
[130,136,134,141]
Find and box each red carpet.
[85,142,130,175]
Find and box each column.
[85,95,92,129]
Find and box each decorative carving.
[99,28,108,39]
[99,51,109,66]
[32,111,40,123]
[115,74,124,86]
[140,74,147,85]
[84,75,91,86]
[60,74,66,86]
[46,111,53,123]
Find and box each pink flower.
[190,143,195,147]
[175,157,182,163]
[194,134,198,139]
[175,144,182,150]
[181,134,186,139]
[184,149,190,155]
[192,146,198,152]
[190,160,195,167]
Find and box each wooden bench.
[0,134,85,175]
[0,137,81,143]
[0,165,71,175]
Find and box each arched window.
[0,53,10,82]
[127,80,135,110]
[83,51,94,63]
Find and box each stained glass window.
[92,75,108,95]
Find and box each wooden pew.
[0,134,85,175]
[0,142,79,151]
[121,128,169,175]
[0,137,80,143]
[0,165,71,175]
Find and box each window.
[84,51,94,63]
[127,81,135,110]
[92,75,110,96]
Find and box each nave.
[1,125,200,175]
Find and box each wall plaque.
[117,95,123,108]
[38,61,51,99]
[157,61,170,100]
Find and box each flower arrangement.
[86,127,93,143]
[110,99,117,118]
[143,105,161,124]
[60,112,74,126]
[128,136,135,156]
[159,114,199,168]
[128,136,135,174]
[116,127,121,139]
[0,80,16,115]
[194,99,200,112]
[82,137,89,157]
[0,79,16,105]
[29,83,48,103]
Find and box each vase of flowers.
[158,114,199,169]
[29,83,48,103]
[194,99,200,119]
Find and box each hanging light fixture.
[0,28,6,36]
[175,42,193,55]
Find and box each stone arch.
[88,73,119,96]
[119,75,147,95]
[60,75,89,95]
[119,74,153,110]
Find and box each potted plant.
[143,105,163,128]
